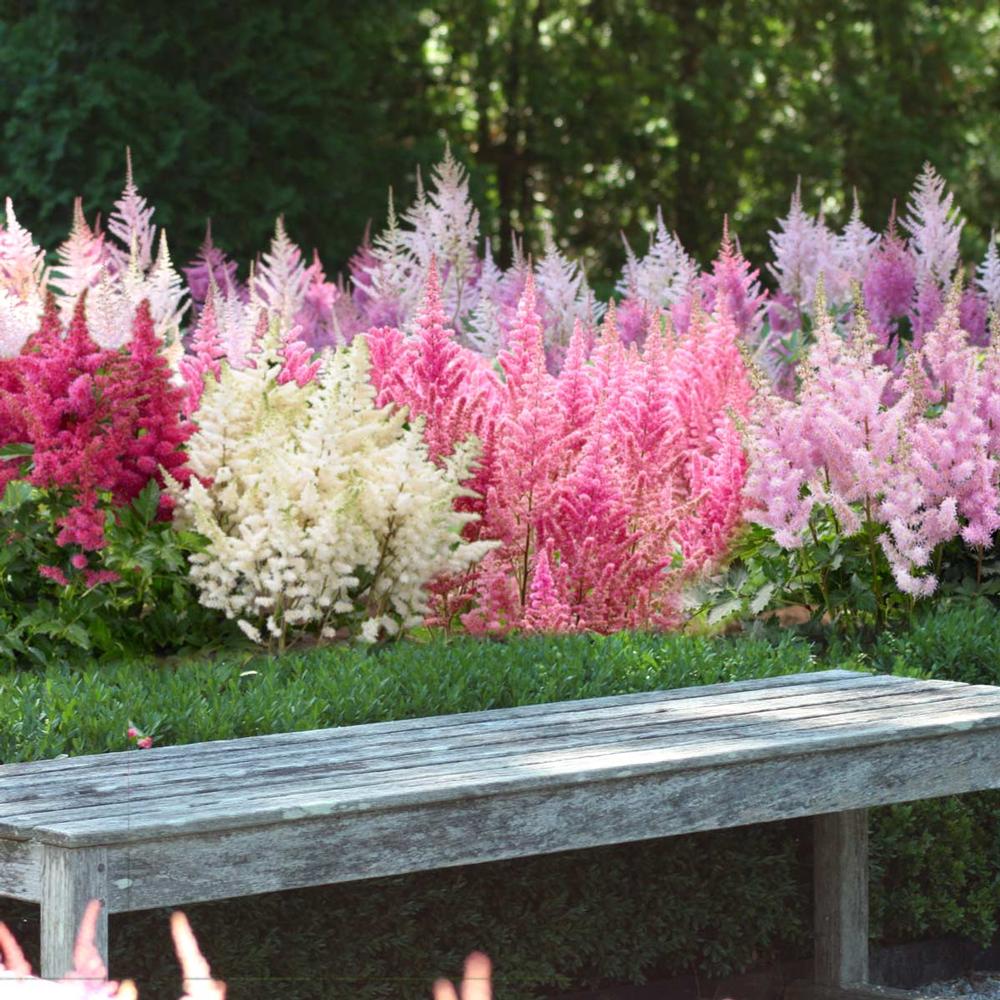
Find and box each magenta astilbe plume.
[697,218,768,341]
[523,540,572,632]
[277,323,322,387]
[863,219,917,337]
[183,222,241,311]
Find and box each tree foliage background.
[1,0,997,289]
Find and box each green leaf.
[749,582,777,615]
[0,443,33,459]
[0,480,37,513]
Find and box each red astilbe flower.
[5,297,193,557]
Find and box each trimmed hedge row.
[1,606,999,999]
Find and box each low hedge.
[2,607,999,1000]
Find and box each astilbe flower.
[901,162,964,288]
[976,232,1000,311]
[0,900,225,999]
[0,198,46,358]
[863,215,916,347]
[50,198,110,321]
[182,221,241,313]
[4,297,192,555]
[746,286,1000,598]
[371,266,751,633]
[169,319,493,648]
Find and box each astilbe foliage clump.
[168,316,494,649]
[368,261,750,634]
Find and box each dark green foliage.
[3,620,1000,998]
[1,2,997,284]
[0,480,237,668]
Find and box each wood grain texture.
[40,845,108,979]
[87,727,1000,912]
[6,673,1000,846]
[0,838,40,901]
[0,680,969,811]
[0,670,883,780]
[815,810,869,987]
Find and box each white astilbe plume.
[901,163,964,287]
[51,197,108,320]
[253,216,310,327]
[836,190,879,286]
[977,231,1000,310]
[0,289,40,358]
[534,229,602,351]
[168,333,494,648]
[86,234,188,351]
[145,231,189,341]
[107,148,157,273]
[0,197,46,302]
[617,207,698,308]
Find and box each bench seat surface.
[5,669,1000,850]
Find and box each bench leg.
[40,845,109,980]
[814,809,869,988]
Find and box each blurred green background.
[1,0,997,285]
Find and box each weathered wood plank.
[0,838,40,901]
[815,810,869,987]
[0,670,881,778]
[7,692,1000,843]
[94,727,1000,911]
[1,683,979,816]
[40,845,108,979]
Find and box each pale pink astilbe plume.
[533,229,602,362]
[0,198,47,302]
[145,232,189,340]
[51,198,109,320]
[836,189,879,287]
[768,179,833,311]
[901,163,964,288]
[253,216,310,327]
[400,146,480,324]
[978,318,1000,455]
[106,149,156,274]
[916,281,969,399]
[977,231,1000,310]
[464,239,506,355]
[212,290,267,370]
[617,208,698,314]
[183,221,241,312]
[523,540,573,631]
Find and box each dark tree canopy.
[1,0,997,290]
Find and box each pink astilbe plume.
[863,213,916,343]
[372,263,751,633]
[179,291,226,414]
[0,197,47,301]
[277,323,322,387]
[293,250,344,350]
[697,218,768,341]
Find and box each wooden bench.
[3,668,1000,995]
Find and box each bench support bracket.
[41,844,109,980]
